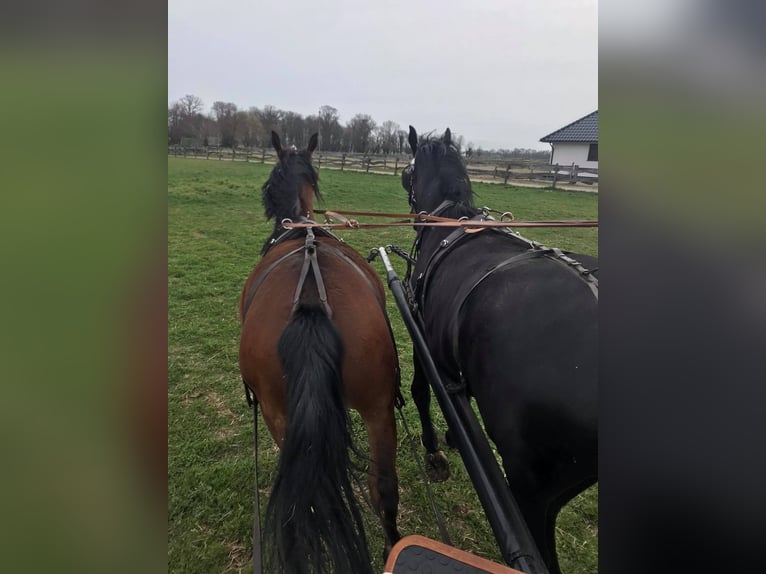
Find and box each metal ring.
[280,218,293,227]
[501,211,514,222]
[457,216,469,222]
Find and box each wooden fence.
[168,145,598,188]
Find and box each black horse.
[403,126,598,574]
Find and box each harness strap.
[448,249,552,364]
[411,203,598,393]
[242,246,304,319]
[248,229,404,406]
[292,227,333,317]
[414,213,487,317]
[547,247,599,299]
[242,383,263,574]
[266,218,346,251]
[251,397,262,574]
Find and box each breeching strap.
[243,384,263,574]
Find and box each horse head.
[263,130,320,224]
[403,125,472,215]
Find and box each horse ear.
[408,125,418,156]
[444,128,452,146]
[271,131,283,156]
[307,132,318,155]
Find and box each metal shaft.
[375,247,548,574]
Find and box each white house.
[540,110,598,172]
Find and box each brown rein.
[279,209,598,230]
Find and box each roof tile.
[540,110,598,143]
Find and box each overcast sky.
[168,0,597,151]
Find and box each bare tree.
[347,114,377,153]
[376,121,400,154]
[303,114,321,149]
[211,101,240,147]
[254,106,283,142]
[238,110,263,147]
[398,130,407,154]
[280,111,306,148]
[318,105,342,151]
[168,95,207,145]
[178,94,204,117]
[168,102,184,144]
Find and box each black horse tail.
[265,304,372,574]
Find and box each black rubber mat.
[390,543,492,573]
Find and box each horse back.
[419,233,598,454]
[239,237,399,414]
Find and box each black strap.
[448,249,551,363]
[242,383,263,574]
[251,398,262,574]
[414,214,485,317]
[546,247,599,299]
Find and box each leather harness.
[242,220,400,402]
[410,201,599,390]
[242,220,386,320]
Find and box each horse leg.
[411,353,450,482]
[363,409,401,561]
[501,448,595,574]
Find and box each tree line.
[168,94,550,160]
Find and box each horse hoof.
[426,451,451,482]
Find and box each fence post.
[394,157,399,175]
[261,149,266,163]
[317,154,321,170]
[366,158,371,173]
[341,154,346,171]
[552,164,559,189]
[503,164,511,185]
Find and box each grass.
[168,157,598,573]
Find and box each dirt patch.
[205,392,239,424]
[224,541,249,573]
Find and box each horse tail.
[266,304,372,574]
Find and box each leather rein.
[280,208,598,230]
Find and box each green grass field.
[168,157,598,573]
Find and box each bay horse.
[403,126,598,574]
[238,132,401,573]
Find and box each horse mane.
[415,133,473,207]
[261,150,320,252]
